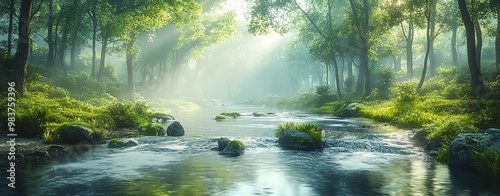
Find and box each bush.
[391,81,419,102]
[276,122,322,142]
[372,66,396,99]
[104,101,152,129]
[220,112,240,118]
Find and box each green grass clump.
[473,148,500,179]
[138,122,165,136]
[276,122,322,142]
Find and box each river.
[3,102,499,195]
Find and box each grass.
[473,148,500,179]
[276,122,322,142]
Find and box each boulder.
[60,125,93,143]
[167,121,185,136]
[448,128,500,168]
[108,138,139,148]
[278,129,323,150]
[341,103,363,118]
[220,140,245,156]
[218,137,231,151]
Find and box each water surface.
[3,103,499,195]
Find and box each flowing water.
[3,101,499,195]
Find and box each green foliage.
[315,85,332,96]
[104,101,152,129]
[426,119,481,142]
[138,122,165,136]
[473,148,500,179]
[372,66,396,99]
[276,122,322,142]
[391,81,419,102]
[436,138,454,164]
[344,77,356,93]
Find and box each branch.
[292,0,328,41]
[32,0,44,17]
[348,0,366,42]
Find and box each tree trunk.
[332,55,343,99]
[418,6,432,91]
[496,11,500,71]
[475,21,482,67]
[47,0,54,67]
[98,35,108,82]
[452,24,458,66]
[70,38,77,67]
[14,0,33,97]
[89,1,97,78]
[457,0,485,98]
[126,40,136,99]
[428,0,437,77]
[347,54,353,79]
[406,13,414,79]
[7,0,15,56]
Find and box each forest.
[1,0,500,194]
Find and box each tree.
[457,0,485,98]
[13,0,33,97]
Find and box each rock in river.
[341,103,363,118]
[448,128,500,168]
[167,121,185,136]
[218,137,231,151]
[278,129,323,150]
[108,138,139,148]
[60,125,93,143]
[220,140,245,156]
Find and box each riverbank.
[0,130,136,169]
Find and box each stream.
[3,102,499,195]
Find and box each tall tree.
[348,0,372,96]
[457,0,485,98]
[13,0,33,97]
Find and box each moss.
[276,122,322,142]
[108,138,122,146]
[138,122,165,136]
[220,112,240,118]
[215,115,228,120]
[228,140,245,149]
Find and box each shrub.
[104,101,152,129]
[276,122,322,142]
[315,85,332,96]
[391,81,419,103]
[372,66,396,98]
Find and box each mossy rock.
[220,112,240,118]
[215,115,228,121]
[252,112,265,117]
[220,140,245,156]
[276,122,323,150]
[138,123,165,136]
